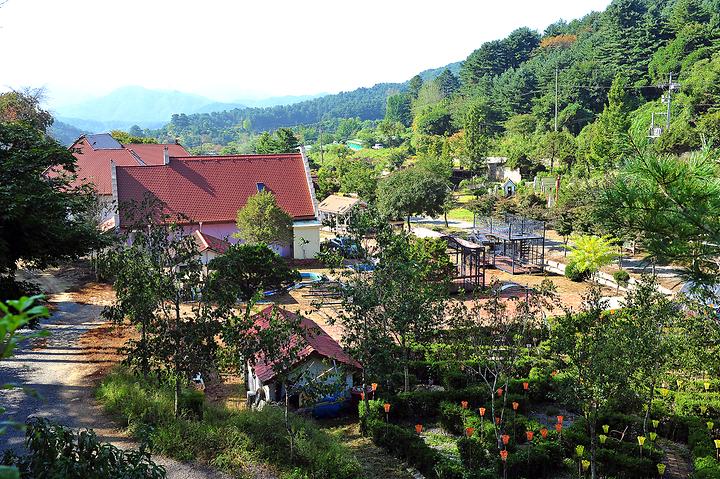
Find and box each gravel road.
[0,292,230,479]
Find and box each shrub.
[506,441,563,478]
[180,389,205,419]
[367,419,441,478]
[97,367,360,479]
[3,418,165,479]
[457,436,493,470]
[564,261,588,282]
[595,448,657,478]
[440,402,472,435]
[613,269,630,286]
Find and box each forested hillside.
[150,82,405,147]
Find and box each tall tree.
[385,93,412,127]
[376,167,449,229]
[597,147,720,289]
[0,122,103,297]
[331,231,454,392]
[463,97,493,172]
[408,75,423,100]
[436,69,460,98]
[102,213,221,417]
[235,191,293,246]
[0,89,53,132]
[553,288,635,479]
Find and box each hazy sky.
[0,0,612,106]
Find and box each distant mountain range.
[53,86,326,132]
[51,59,462,141]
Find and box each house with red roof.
[246,306,361,406]
[111,148,321,259]
[67,133,189,225]
[191,230,230,264]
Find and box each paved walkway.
[660,440,693,479]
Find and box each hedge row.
[366,419,463,479]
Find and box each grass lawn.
[322,420,413,479]
[446,208,474,222]
[454,194,475,204]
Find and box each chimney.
[163,146,170,165]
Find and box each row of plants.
[97,368,360,479]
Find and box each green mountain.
[48,120,88,146]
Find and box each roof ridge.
[171,153,301,160]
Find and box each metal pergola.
[472,214,546,275]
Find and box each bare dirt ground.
[1,263,232,479]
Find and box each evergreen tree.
[436,69,460,98]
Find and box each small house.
[502,178,517,197]
[246,307,361,407]
[191,230,230,265]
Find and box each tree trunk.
[174,376,181,418]
[285,386,294,460]
[444,211,449,228]
[141,319,148,379]
[644,381,655,436]
[589,412,597,479]
[406,214,411,231]
[403,346,410,393]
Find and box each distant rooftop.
[86,133,123,150]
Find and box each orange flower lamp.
[465,427,475,437]
[512,401,519,411]
[523,382,529,391]
[497,387,504,397]
[526,430,534,441]
[557,415,564,424]
[555,423,563,433]
[461,400,468,409]
[502,434,510,445]
[479,407,486,417]
[540,428,548,439]
[500,450,508,462]
[371,383,378,391]
[415,424,423,434]
[495,416,502,425]
[383,403,391,413]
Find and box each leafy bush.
[440,402,472,435]
[595,448,657,478]
[2,418,165,479]
[506,441,563,478]
[97,368,360,479]
[613,269,630,286]
[366,419,442,478]
[457,436,493,471]
[564,261,588,282]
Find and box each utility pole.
[662,72,680,130]
[554,66,559,132]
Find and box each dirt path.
[0,282,230,479]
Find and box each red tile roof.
[252,306,361,383]
[115,154,316,225]
[192,230,230,254]
[67,136,189,195]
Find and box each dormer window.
[256,182,266,192]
